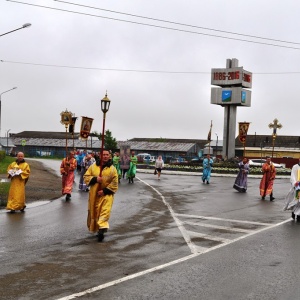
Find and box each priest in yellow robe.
[84,150,118,242]
[6,152,30,213]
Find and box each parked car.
[170,157,187,163]
[248,159,283,168]
[190,157,204,163]
[143,155,156,163]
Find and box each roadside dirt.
[0,160,62,207]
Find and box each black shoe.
[206,181,210,184]
[292,212,295,220]
[20,205,26,212]
[9,210,16,214]
[270,196,275,201]
[65,194,71,201]
[297,216,300,222]
[131,178,134,183]
[261,197,265,200]
[202,179,205,183]
[97,228,107,242]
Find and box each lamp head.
[101,92,111,113]
[22,23,32,28]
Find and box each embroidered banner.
[238,122,250,144]
[80,117,94,139]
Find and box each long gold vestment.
[84,163,118,232]
[6,160,30,211]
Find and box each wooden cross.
[268,118,282,137]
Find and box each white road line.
[182,220,253,233]
[138,178,199,254]
[56,177,292,300]
[188,231,231,243]
[175,213,271,226]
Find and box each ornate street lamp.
[100,92,111,176]
[60,109,73,157]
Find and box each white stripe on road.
[182,220,254,233]
[174,213,271,226]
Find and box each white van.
[136,153,151,162]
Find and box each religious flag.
[69,116,78,133]
[80,117,94,139]
[238,122,250,144]
[207,120,213,141]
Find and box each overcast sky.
[1,0,300,142]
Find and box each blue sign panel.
[241,91,246,103]
[222,90,232,102]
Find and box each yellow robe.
[6,160,30,211]
[84,163,118,232]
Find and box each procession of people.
[5,148,300,244]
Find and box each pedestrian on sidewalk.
[6,152,30,213]
[155,155,164,180]
[259,156,276,201]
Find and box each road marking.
[175,213,271,226]
[182,220,254,233]
[188,231,231,243]
[56,177,292,299]
[57,218,292,300]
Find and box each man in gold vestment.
[6,152,30,213]
[84,150,118,242]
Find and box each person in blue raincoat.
[202,154,213,184]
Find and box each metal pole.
[6,129,11,154]
[0,87,17,140]
[0,23,31,37]
[100,113,106,176]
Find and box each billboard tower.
[211,58,252,159]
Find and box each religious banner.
[80,117,94,139]
[69,116,78,134]
[238,122,250,144]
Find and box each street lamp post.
[6,129,11,154]
[0,23,31,37]
[100,92,111,176]
[0,87,17,142]
[215,133,218,157]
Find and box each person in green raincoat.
[127,150,138,183]
[112,152,121,183]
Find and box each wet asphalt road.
[1,159,300,300]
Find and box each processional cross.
[268,118,282,137]
[268,118,283,158]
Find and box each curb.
[136,168,290,179]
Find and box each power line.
[2,59,300,75]
[6,0,300,50]
[54,0,300,46]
